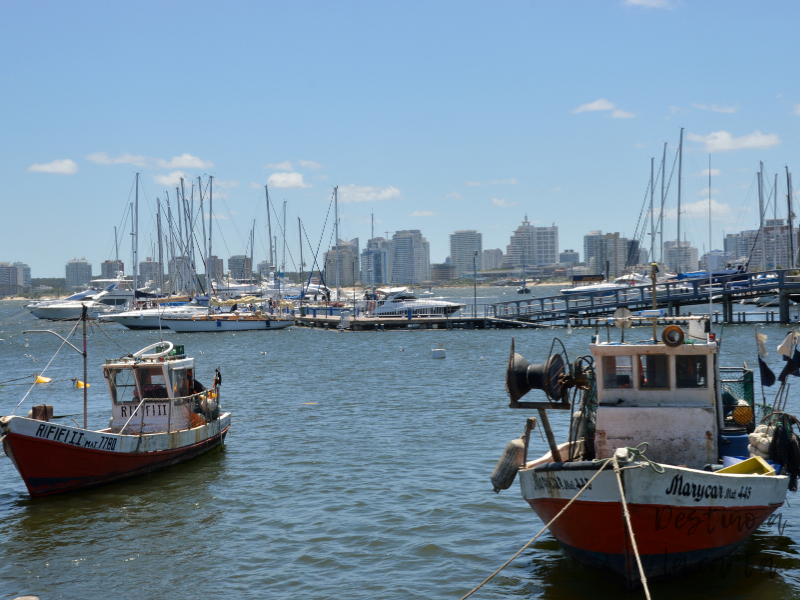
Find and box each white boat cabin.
[592,321,725,469]
[102,344,214,434]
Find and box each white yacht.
[99,301,207,330]
[368,288,463,317]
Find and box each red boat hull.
[527,497,780,587]
[2,426,229,498]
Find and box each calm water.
[1,287,800,599]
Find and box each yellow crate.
[718,455,775,476]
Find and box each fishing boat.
[1,329,230,497]
[492,309,790,589]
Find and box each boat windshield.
[639,355,670,389]
[170,367,190,398]
[676,355,708,389]
[135,366,170,399]
[602,356,633,389]
[108,368,138,404]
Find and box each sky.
[3,0,800,277]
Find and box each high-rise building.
[325,239,360,287]
[664,240,699,273]
[256,260,271,279]
[0,262,28,296]
[228,255,252,281]
[12,262,31,288]
[208,256,224,282]
[361,237,392,285]
[139,257,162,286]
[481,249,503,271]
[583,231,604,269]
[449,230,482,278]
[590,233,629,278]
[535,224,559,265]
[168,255,193,293]
[100,260,124,279]
[391,230,430,284]
[559,249,580,264]
[501,216,536,269]
[701,250,726,271]
[65,257,92,290]
[431,263,457,281]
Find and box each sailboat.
[517,247,531,294]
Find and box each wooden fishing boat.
[163,311,293,332]
[492,312,790,589]
[1,340,230,498]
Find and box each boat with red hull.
[1,340,231,498]
[493,310,790,589]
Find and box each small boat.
[99,301,208,330]
[517,248,531,294]
[30,299,116,321]
[491,308,789,589]
[419,289,435,298]
[1,339,230,498]
[368,288,463,317]
[163,311,293,332]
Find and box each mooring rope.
[459,458,613,600]
[613,454,652,600]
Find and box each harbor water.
[1,288,800,599]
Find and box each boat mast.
[660,142,666,269]
[282,200,287,296]
[371,211,375,287]
[114,226,119,276]
[82,305,88,428]
[157,198,164,296]
[265,185,273,269]
[166,195,175,294]
[298,217,304,297]
[788,167,795,270]
[250,220,255,286]
[134,173,139,300]
[708,156,713,337]
[208,176,214,292]
[758,162,766,270]
[175,186,183,254]
[198,176,207,283]
[677,128,683,272]
[334,186,340,298]
[650,157,655,264]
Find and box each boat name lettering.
[532,473,592,492]
[120,403,168,418]
[33,424,116,451]
[655,505,759,535]
[665,474,751,502]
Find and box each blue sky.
[3,0,800,277]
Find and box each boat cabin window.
[602,356,633,389]
[639,355,669,389]
[676,355,708,389]
[107,368,138,404]
[170,368,189,398]
[134,366,169,399]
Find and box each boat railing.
[119,387,220,434]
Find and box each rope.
[459,459,613,600]
[613,455,652,600]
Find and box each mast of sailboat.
[175,187,183,255]
[157,199,164,298]
[708,156,713,337]
[166,194,176,295]
[788,167,795,270]
[207,176,214,293]
[650,157,655,264]
[282,200,287,297]
[660,142,666,269]
[298,217,304,299]
[250,220,255,286]
[334,186,340,298]
[198,176,207,284]
[265,185,273,269]
[677,127,683,272]
[371,211,375,287]
[134,173,139,302]
[775,173,779,269]
[758,162,766,270]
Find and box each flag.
[779,358,799,383]
[759,356,776,387]
[777,332,794,357]
[756,330,768,359]
[792,348,800,377]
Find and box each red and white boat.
[494,314,790,589]
[1,341,231,498]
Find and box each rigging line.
[10,319,80,415]
[302,191,335,289]
[43,324,80,404]
[89,319,133,356]
[220,197,248,250]
[266,196,298,272]
[654,143,681,245]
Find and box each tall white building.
[324,238,360,287]
[664,240,699,274]
[501,216,536,269]
[583,231,604,270]
[701,250,726,271]
[590,233,630,278]
[449,230,482,278]
[391,230,430,284]
[100,260,124,280]
[139,257,162,286]
[361,237,392,285]
[535,224,559,265]
[481,249,503,270]
[559,249,579,264]
[65,257,92,290]
[168,255,193,293]
[228,255,252,280]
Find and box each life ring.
[661,325,685,347]
[133,341,174,358]
[366,301,376,311]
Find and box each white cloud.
[573,98,615,113]
[250,182,264,189]
[267,172,311,188]
[87,152,149,167]
[87,152,213,170]
[445,191,463,200]
[410,210,436,217]
[694,169,721,177]
[466,181,482,187]
[573,98,635,118]
[552,187,562,192]
[692,103,738,114]
[624,0,673,7]
[214,180,239,189]
[154,171,188,187]
[635,142,648,149]
[265,161,294,171]
[298,159,322,169]
[338,184,400,203]
[698,188,721,196]
[658,198,732,220]
[206,212,229,220]
[489,178,519,185]
[686,130,780,152]
[492,198,518,207]
[793,104,800,116]
[27,158,78,174]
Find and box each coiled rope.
[461,444,660,600]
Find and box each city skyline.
[4,2,800,277]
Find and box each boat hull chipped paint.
[519,461,787,587]
[0,414,231,497]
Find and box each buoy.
[491,436,525,492]
[24,339,29,348]
[34,375,51,384]
[431,343,446,359]
[75,380,90,388]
